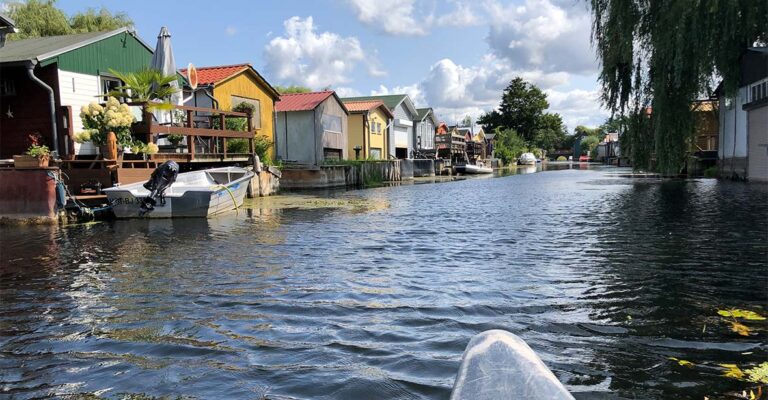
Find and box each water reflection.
[0,168,766,399]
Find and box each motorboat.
[104,166,253,218]
[518,152,537,165]
[451,330,574,400]
[454,161,493,174]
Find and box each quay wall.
[281,160,407,189]
[412,159,435,177]
[248,167,281,197]
[719,157,748,180]
[0,169,59,224]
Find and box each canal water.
[1,165,766,399]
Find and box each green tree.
[580,135,600,156]
[108,68,179,105]
[461,115,472,127]
[478,77,549,141]
[7,1,132,40]
[493,128,528,164]
[574,125,601,138]
[70,8,132,33]
[6,0,71,40]
[275,85,312,94]
[532,113,567,153]
[589,0,767,174]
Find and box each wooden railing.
[130,102,255,161]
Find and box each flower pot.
[13,154,49,169]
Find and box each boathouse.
[275,91,349,165]
[342,94,419,159]
[180,63,280,158]
[342,99,393,160]
[0,28,154,159]
[717,47,768,180]
[415,108,438,151]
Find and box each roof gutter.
[26,61,59,156]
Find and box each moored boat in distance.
[104,166,254,218]
[454,160,493,174]
[518,152,537,165]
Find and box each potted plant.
[79,96,135,159]
[167,133,185,152]
[14,134,51,168]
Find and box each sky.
[51,0,610,130]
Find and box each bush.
[557,155,567,161]
[703,166,718,178]
[494,128,527,164]
[226,138,249,153]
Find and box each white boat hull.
[454,163,493,174]
[104,167,253,218]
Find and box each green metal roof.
[340,94,408,111]
[0,28,151,65]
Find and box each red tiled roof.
[179,63,249,86]
[275,91,335,112]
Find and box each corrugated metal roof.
[341,94,408,111]
[341,99,394,118]
[276,91,336,112]
[343,100,382,112]
[0,28,150,64]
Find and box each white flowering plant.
[80,97,135,147]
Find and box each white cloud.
[346,0,430,36]
[545,88,610,131]
[264,16,384,88]
[484,0,596,74]
[346,0,482,35]
[225,26,237,36]
[435,1,481,27]
[370,55,607,128]
[334,87,362,97]
[371,84,425,107]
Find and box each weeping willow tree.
[590,0,767,174]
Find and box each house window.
[370,148,382,159]
[231,95,261,129]
[100,76,122,101]
[322,114,342,133]
[370,121,382,134]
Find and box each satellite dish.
[187,63,198,90]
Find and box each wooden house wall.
[213,72,276,159]
[0,64,61,158]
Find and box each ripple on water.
[1,167,766,399]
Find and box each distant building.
[0,28,153,158]
[275,91,349,165]
[717,47,768,180]
[0,13,17,48]
[341,94,418,159]
[180,63,280,157]
[342,99,393,160]
[415,108,438,151]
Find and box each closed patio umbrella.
[150,26,181,125]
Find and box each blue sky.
[52,0,609,129]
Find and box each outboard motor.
[139,161,179,215]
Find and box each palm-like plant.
[107,68,179,110]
